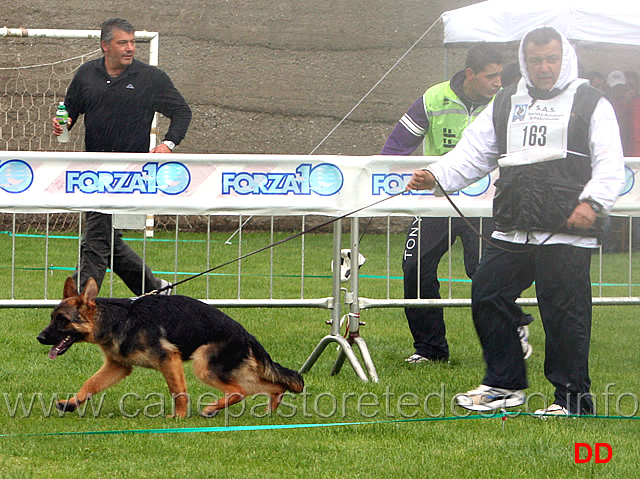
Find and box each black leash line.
[149,190,406,295]
[151,170,584,296]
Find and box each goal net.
[0,28,159,231]
[0,28,158,152]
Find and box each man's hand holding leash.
[407,169,437,191]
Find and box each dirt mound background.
[3,2,635,235]
[4,1,635,156]
[2,0,480,157]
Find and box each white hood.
[518,25,578,91]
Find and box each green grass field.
[0,229,638,477]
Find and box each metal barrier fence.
[0,212,383,381]
[3,212,639,308]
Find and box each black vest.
[491,82,604,237]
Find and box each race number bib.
[506,78,587,162]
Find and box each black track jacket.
[65,58,192,152]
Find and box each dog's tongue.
[48,336,73,359]
[48,345,60,359]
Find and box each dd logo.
[574,443,612,463]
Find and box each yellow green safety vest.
[422,81,491,156]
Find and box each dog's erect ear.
[63,277,78,299]
[81,278,99,303]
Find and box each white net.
[0,35,151,152]
[0,38,95,151]
[0,33,153,231]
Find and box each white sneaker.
[405,353,430,364]
[518,325,533,360]
[157,279,173,295]
[455,385,525,411]
[534,403,570,418]
[404,353,449,364]
[405,353,433,364]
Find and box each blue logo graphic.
[620,165,635,196]
[0,159,33,193]
[372,173,491,197]
[154,162,191,195]
[461,175,491,197]
[66,162,190,195]
[222,163,343,196]
[512,104,528,121]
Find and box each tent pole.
[444,45,449,81]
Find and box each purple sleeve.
[381,97,429,155]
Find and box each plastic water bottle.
[56,102,69,143]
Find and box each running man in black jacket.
[52,18,192,295]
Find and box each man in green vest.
[382,44,534,364]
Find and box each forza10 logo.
[66,162,191,195]
[372,173,492,197]
[222,163,343,196]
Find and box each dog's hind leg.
[191,348,247,417]
[199,385,247,418]
[157,352,190,418]
[267,388,286,413]
[57,358,132,412]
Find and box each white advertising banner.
[1,151,639,217]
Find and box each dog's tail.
[251,342,304,393]
[263,360,305,393]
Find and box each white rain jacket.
[427,26,625,246]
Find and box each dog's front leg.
[158,353,189,418]
[58,358,132,412]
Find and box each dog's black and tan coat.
[37,277,304,418]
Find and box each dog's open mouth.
[48,335,75,359]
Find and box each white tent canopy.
[442,0,640,46]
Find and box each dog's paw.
[166,412,188,419]
[56,400,77,412]
[200,408,219,418]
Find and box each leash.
[150,151,595,296]
[148,190,406,295]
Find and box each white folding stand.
[299,218,379,382]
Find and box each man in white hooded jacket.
[407,26,625,415]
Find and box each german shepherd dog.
[37,277,304,418]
